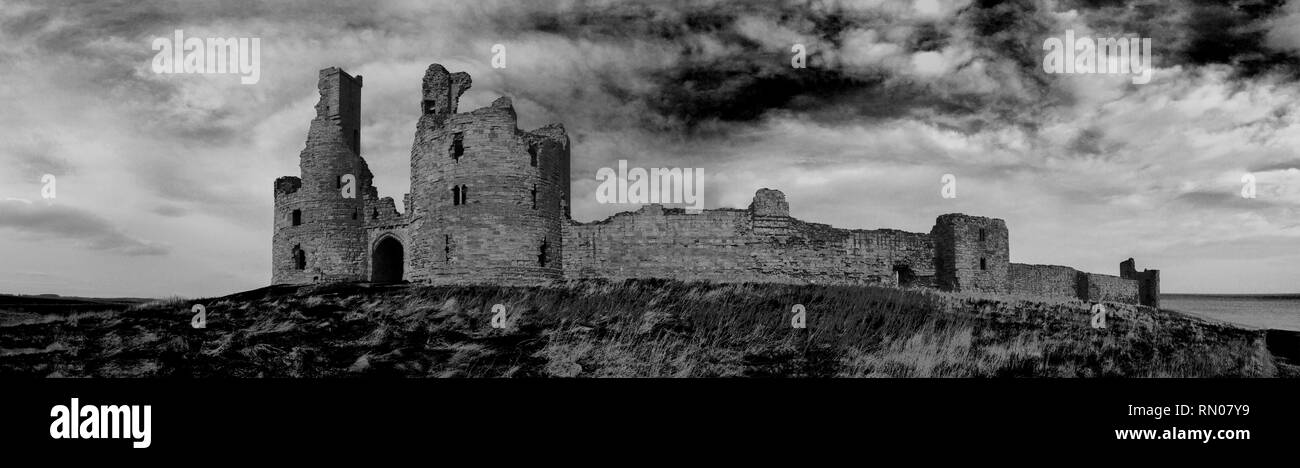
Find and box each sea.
[1161,294,1300,332]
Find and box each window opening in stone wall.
[292,209,302,226]
[293,245,306,270]
[528,144,537,167]
[460,185,467,204]
[980,258,987,270]
[452,186,460,206]
[979,228,986,241]
[452,132,464,160]
[531,185,537,209]
[444,235,452,263]
[538,238,549,267]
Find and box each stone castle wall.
[1009,263,1079,299]
[271,63,1159,309]
[1078,272,1140,304]
[562,190,936,286]
[1121,258,1162,309]
[1009,263,1148,306]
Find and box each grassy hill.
[0,280,1289,378]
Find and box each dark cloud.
[1173,189,1279,210]
[0,200,170,256]
[1155,233,1300,261]
[1249,160,1300,171]
[1067,0,1300,77]
[4,134,74,180]
[495,0,1065,134]
[130,157,264,228]
[151,204,186,217]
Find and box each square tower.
[319,67,363,156]
[931,214,1010,294]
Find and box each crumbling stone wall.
[1121,258,1161,308]
[562,190,935,286]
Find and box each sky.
[0,0,1298,297]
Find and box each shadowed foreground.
[0,280,1288,378]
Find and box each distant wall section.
[1009,261,1149,306]
[1009,263,1078,299]
[562,190,936,286]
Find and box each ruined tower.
[1120,258,1161,308]
[931,214,1010,294]
[272,67,372,284]
[408,64,570,284]
[749,188,792,238]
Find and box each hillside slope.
[0,280,1285,378]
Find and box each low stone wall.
[562,204,935,286]
[1010,263,1079,299]
[1077,272,1140,305]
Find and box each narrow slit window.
[460,185,467,204]
[528,144,537,167]
[452,186,460,206]
[531,185,538,210]
[538,239,549,267]
[292,209,302,226]
[979,228,986,241]
[980,258,987,270]
[452,132,464,160]
[444,235,452,263]
[293,245,306,270]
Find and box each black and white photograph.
[1,0,1297,454]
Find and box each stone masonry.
[272,64,1160,308]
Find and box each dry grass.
[0,280,1279,378]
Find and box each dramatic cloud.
[0,0,1297,296]
[0,200,169,256]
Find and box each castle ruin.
[273,64,1160,308]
